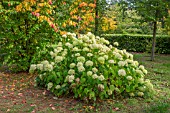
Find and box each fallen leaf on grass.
[7,109,10,112]
[49,104,53,107]
[18,93,23,96]
[51,107,56,110]
[30,104,36,107]
[31,110,35,113]
[22,99,27,104]
[53,97,58,100]
[113,107,119,111]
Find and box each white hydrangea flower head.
[136,69,144,75]
[98,74,105,81]
[65,42,73,48]
[77,62,83,67]
[87,71,93,76]
[51,62,55,66]
[113,42,119,46]
[91,44,99,49]
[57,42,62,47]
[103,55,108,60]
[115,53,123,60]
[119,50,124,55]
[137,92,144,97]
[139,65,145,70]
[126,76,133,81]
[92,67,98,73]
[123,49,127,53]
[143,69,148,74]
[62,51,67,57]
[85,60,93,67]
[67,32,72,36]
[62,34,67,38]
[73,47,79,51]
[129,54,133,60]
[100,38,106,43]
[55,56,63,63]
[41,60,49,65]
[29,64,37,73]
[83,47,90,52]
[98,57,105,64]
[83,43,88,47]
[78,66,85,72]
[68,69,75,75]
[118,69,126,76]
[75,53,80,57]
[70,63,76,68]
[108,60,115,64]
[145,81,153,90]
[68,75,75,83]
[39,74,43,80]
[102,46,110,52]
[125,53,130,58]
[96,36,100,39]
[98,84,104,91]
[87,53,93,57]
[37,64,43,71]
[47,82,53,90]
[105,40,110,45]
[92,74,98,79]
[73,40,79,46]
[44,64,53,71]
[109,45,113,49]
[55,85,61,89]
[129,93,135,97]
[75,78,80,83]
[50,51,55,57]
[99,52,105,55]
[71,33,76,37]
[57,47,63,52]
[77,56,85,63]
[118,61,126,67]
[132,61,139,67]
[82,35,89,42]
[107,90,113,95]
[54,49,58,53]
[137,78,144,84]
[125,59,133,64]
[138,86,146,92]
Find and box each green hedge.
[102,34,170,54]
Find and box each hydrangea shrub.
[30,32,154,101]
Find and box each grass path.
[0,53,170,113]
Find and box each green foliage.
[103,34,170,54]
[30,32,154,101]
[0,1,71,72]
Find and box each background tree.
[126,0,169,61]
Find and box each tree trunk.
[151,21,157,61]
[94,0,99,36]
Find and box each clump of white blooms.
[85,60,93,67]
[70,63,76,68]
[114,42,119,46]
[47,82,53,90]
[108,60,115,64]
[126,76,133,81]
[30,32,154,101]
[87,71,93,76]
[118,69,126,76]
[29,64,36,73]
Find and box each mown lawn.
[0,53,170,113]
